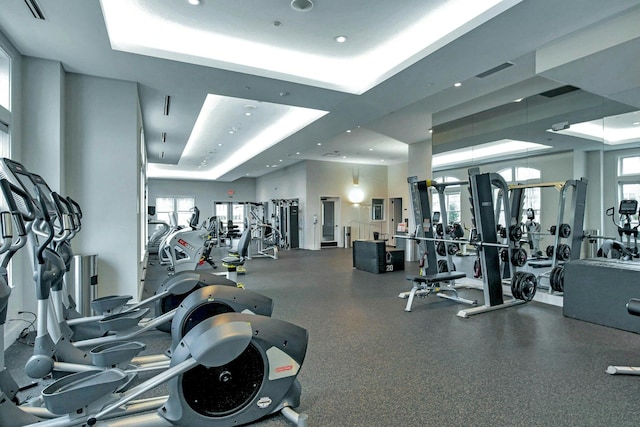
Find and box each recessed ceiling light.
[634,121,640,125]
[296,152,300,155]
[228,130,235,134]
[380,159,385,162]
[266,165,270,168]
[429,129,433,133]
[454,82,462,87]
[346,129,351,133]
[291,0,314,12]
[369,148,373,151]
[334,35,347,43]
[187,0,200,5]
[513,98,524,103]
[317,142,322,146]
[279,159,283,162]
[245,112,252,116]
[342,156,347,159]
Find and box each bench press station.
[397,177,477,311]
[400,271,476,311]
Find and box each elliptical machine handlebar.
[67,195,83,227]
[0,178,35,255]
[34,186,55,265]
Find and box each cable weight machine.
[271,199,299,250]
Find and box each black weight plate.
[437,259,449,273]
[510,248,527,267]
[500,248,509,262]
[447,243,459,255]
[509,225,523,242]
[559,223,571,238]
[556,244,571,261]
[546,245,554,258]
[519,273,537,302]
[436,241,446,256]
[511,271,522,300]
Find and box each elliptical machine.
[605,199,639,258]
[0,173,310,426]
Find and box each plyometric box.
[564,258,640,333]
[353,240,404,274]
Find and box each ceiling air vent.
[539,85,579,98]
[24,0,45,20]
[322,152,340,157]
[475,62,514,78]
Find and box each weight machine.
[456,168,538,318]
[246,202,280,260]
[396,177,476,312]
[271,198,299,249]
[605,199,639,258]
[534,178,588,293]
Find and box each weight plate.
[556,244,571,261]
[500,248,509,262]
[511,271,523,300]
[518,272,537,302]
[437,259,449,273]
[436,241,446,256]
[557,266,565,292]
[435,223,444,236]
[447,243,459,255]
[510,248,527,267]
[550,265,560,292]
[546,245,554,258]
[509,225,523,242]
[549,225,557,235]
[559,223,572,238]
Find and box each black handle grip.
[0,178,36,221]
[35,186,54,265]
[67,197,82,219]
[627,299,640,317]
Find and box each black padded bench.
[399,272,475,312]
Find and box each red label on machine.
[178,239,188,247]
[275,365,293,373]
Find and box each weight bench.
[399,272,476,312]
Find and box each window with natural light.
[431,176,462,224]
[0,47,9,111]
[156,196,195,226]
[620,155,640,176]
[496,167,542,225]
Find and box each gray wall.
[65,73,142,299]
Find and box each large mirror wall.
[428,77,640,258]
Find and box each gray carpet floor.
[7,247,640,426]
